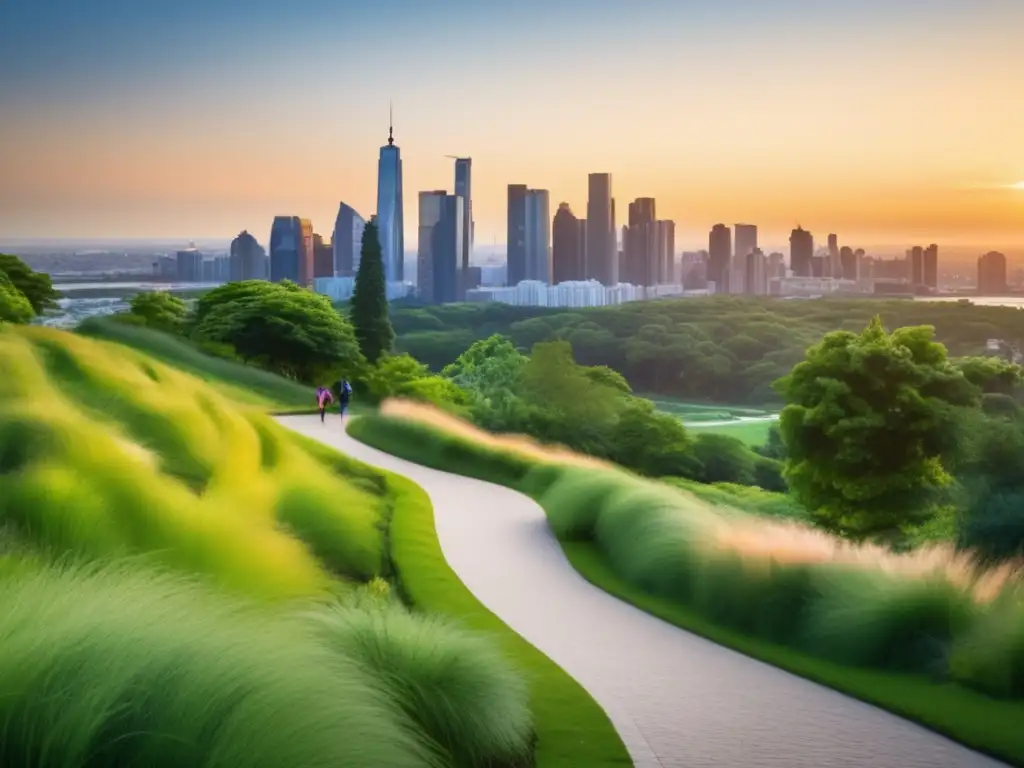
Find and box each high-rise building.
[229,230,266,281]
[176,247,203,282]
[910,245,924,285]
[924,244,938,289]
[453,158,473,296]
[312,233,333,278]
[586,173,616,285]
[789,227,814,277]
[839,245,858,281]
[655,220,675,284]
[624,198,658,286]
[552,203,586,284]
[332,203,366,277]
[978,251,1007,294]
[417,190,463,305]
[269,216,304,283]
[506,184,528,285]
[708,224,732,292]
[524,189,551,283]
[745,249,768,295]
[376,115,404,283]
[828,234,840,278]
[735,224,758,261]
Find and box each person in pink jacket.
[316,386,334,423]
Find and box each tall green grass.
[348,405,1024,764]
[0,325,385,599]
[77,316,314,408]
[0,560,435,768]
[313,599,533,767]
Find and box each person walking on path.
[316,386,334,423]
[337,378,353,423]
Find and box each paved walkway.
[278,415,1005,768]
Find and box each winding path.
[278,414,1005,768]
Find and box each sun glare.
[1008,181,1024,190]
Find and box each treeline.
[391,297,1024,403]
[0,253,60,324]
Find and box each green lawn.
[377,461,632,768]
[686,418,776,446]
[347,413,1024,768]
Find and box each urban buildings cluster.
[152,115,1011,305]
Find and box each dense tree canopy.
[350,221,394,364]
[0,270,34,324]
[128,291,188,334]
[192,280,362,383]
[0,254,60,316]
[776,317,979,540]
[390,297,1024,405]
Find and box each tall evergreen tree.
[350,219,394,364]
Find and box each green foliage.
[363,353,469,409]
[0,270,34,324]
[77,316,315,409]
[0,253,60,315]
[955,355,1024,396]
[312,601,533,767]
[692,432,756,484]
[0,325,386,598]
[442,334,531,430]
[776,316,978,540]
[0,561,433,768]
[350,220,395,364]
[390,296,1024,406]
[127,290,188,334]
[191,280,363,383]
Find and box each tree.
[192,280,362,382]
[363,353,468,408]
[0,254,59,316]
[776,316,978,540]
[350,220,394,364]
[128,291,188,334]
[442,335,531,431]
[0,271,34,324]
[954,355,1024,396]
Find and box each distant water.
[918,296,1024,309]
[42,281,220,328]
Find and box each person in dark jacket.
[337,378,352,422]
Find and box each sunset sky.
[1,0,1022,249]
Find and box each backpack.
[342,380,352,396]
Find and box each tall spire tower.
[376,102,404,283]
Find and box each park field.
[644,395,778,446]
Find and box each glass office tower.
[376,121,404,284]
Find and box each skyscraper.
[745,249,768,295]
[453,158,473,296]
[376,112,404,283]
[552,203,586,283]
[978,251,1006,294]
[417,190,463,305]
[312,233,333,278]
[733,224,758,295]
[176,247,203,282]
[524,189,551,283]
[229,230,265,281]
[586,173,616,285]
[506,184,528,285]
[332,203,366,277]
[270,217,301,282]
[828,233,840,278]
[924,244,938,289]
[911,245,924,285]
[708,224,732,292]
[839,246,858,280]
[789,227,814,277]
[655,219,675,284]
[624,197,658,287]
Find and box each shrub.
[0,561,432,768]
[950,595,1024,698]
[312,602,532,767]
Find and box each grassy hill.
[77,316,315,410]
[0,325,537,767]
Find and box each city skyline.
[1,0,1023,245]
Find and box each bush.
[951,596,1024,698]
[0,561,432,768]
[312,601,532,767]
